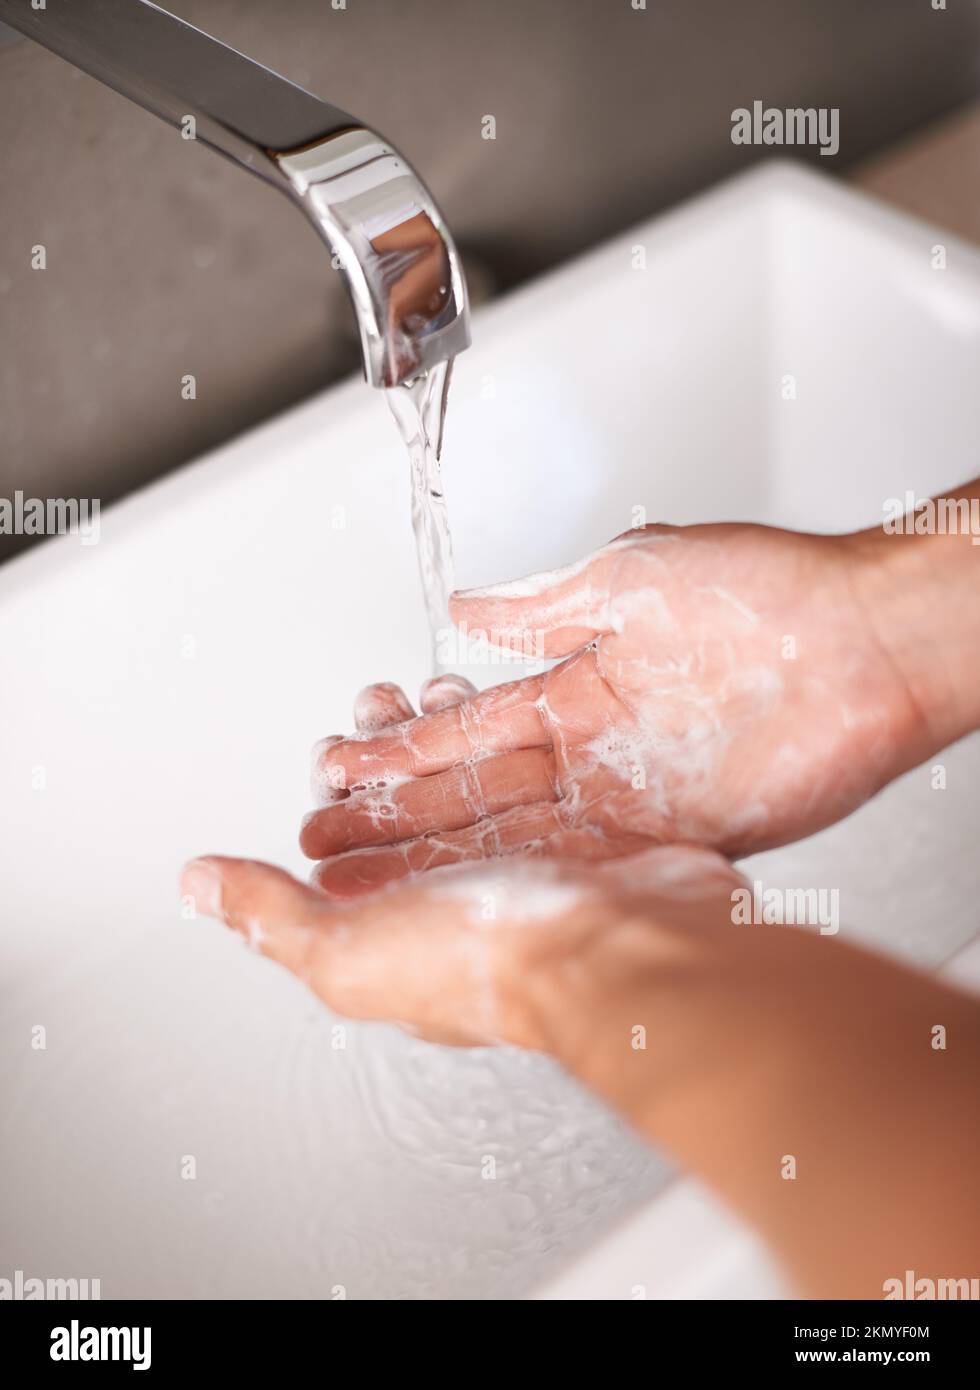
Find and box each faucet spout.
[0,0,470,387]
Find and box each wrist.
[521,902,762,1128]
[841,510,980,760]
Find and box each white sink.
[2,162,979,1300]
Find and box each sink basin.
[2,161,979,1300]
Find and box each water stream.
[385,360,456,674]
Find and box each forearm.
[845,476,980,761]
[530,910,980,1297]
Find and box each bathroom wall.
[2,0,979,562]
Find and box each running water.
[385,359,456,674]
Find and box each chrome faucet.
[0,0,470,388]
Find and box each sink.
[2,161,979,1299]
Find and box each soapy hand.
[180,844,743,1048]
[180,493,980,1298]
[303,523,929,897]
[181,829,980,1298]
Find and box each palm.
[303,525,921,896]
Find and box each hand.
[180,844,743,1048]
[302,522,931,897]
[180,844,980,1297]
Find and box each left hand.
[179,837,980,1300]
[179,843,743,1048]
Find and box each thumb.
[181,855,329,971]
[450,535,633,658]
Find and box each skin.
[183,481,980,1297]
[301,487,980,897]
[181,844,980,1298]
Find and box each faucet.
[0,0,470,388]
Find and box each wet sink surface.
[2,163,979,1298]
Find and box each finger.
[449,535,635,658]
[353,681,416,733]
[313,801,570,896]
[311,802,652,898]
[419,673,477,714]
[314,672,549,787]
[181,854,523,1043]
[310,735,351,805]
[301,745,559,858]
[182,854,439,1023]
[181,855,328,972]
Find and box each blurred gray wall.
[2,0,979,561]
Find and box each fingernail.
[353,682,415,733]
[310,735,343,761]
[181,858,223,920]
[311,737,349,804]
[452,582,508,600]
[454,574,544,600]
[420,673,478,713]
